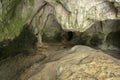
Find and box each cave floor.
[0,43,120,80]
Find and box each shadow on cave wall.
[106,31,120,48]
[0,20,120,60]
[0,24,37,60]
[42,19,120,50]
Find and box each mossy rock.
[0,24,37,60]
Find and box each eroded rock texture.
[0,0,120,41]
[17,45,120,80]
[0,45,120,80]
[26,0,120,45]
[45,0,120,32]
[75,20,120,49]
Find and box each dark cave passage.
[66,31,74,41]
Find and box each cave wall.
[45,0,120,32]
[0,0,120,51]
[0,0,120,41]
[69,20,120,50]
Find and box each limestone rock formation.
[0,0,120,41]
[0,1,120,80]
[45,0,120,32]
[76,20,120,49]
[0,45,120,80]
[17,45,120,80]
